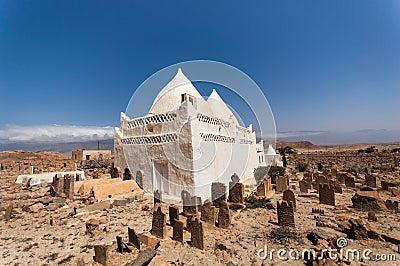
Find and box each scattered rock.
[351,191,387,211]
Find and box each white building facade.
[114,68,268,201]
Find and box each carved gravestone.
[123,168,133,180]
[182,190,198,216]
[169,205,179,226]
[186,214,199,232]
[299,180,308,193]
[277,201,295,228]
[303,174,312,190]
[151,205,166,239]
[196,196,203,210]
[201,201,217,225]
[319,184,335,206]
[304,172,312,181]
[276,176,289,192]
[217,201,231,229]
[333,183,343,194]
[111,167,121,179]
[172,219,184,243]
[4,203,13,222]
[135,170,143,188]
[365,174,377,188]
[94,245,108,266]
[229,182,244,203]
[264,175,273,192]
[212,182,227,208]
[52,174,64,196]
[229,173,240,188]
[63,175,74,199]
[337,173,346,185]
[345,176,355,188]
[190,218,204,250]
[128,227,140,250]
[154,190,161,205]
[256,181,266,197]
[316,176,328,193]
[283,190,296,211]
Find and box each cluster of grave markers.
[141,174,245,251]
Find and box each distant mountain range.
[0,139,114,155]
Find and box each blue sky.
[0,1,399,144]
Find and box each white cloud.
[0,124,115,143]
[276,131,326,139]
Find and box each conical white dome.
[149,68,202,114]
[206,89,239,126]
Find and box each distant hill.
[275,140,322,149]
[0,138,114,155]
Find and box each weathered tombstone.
[277,201,295,228]
[229,182,244,203]
[154,190,161,205]
[299,180,308,193]
[319,184,335,206]
[283,190,296,211]
[3,203,13,222]
[123,168,133,180]
[63,174,74,199]
[345,176,355,188]
[196,196,202,210]
[172,219,184,243]
[151,205,166,239]
[0,163,3,171]
[217,201,231,229]
[318,163,323,171]
[212,182,227,208]
[94,245,108,266]
[169,205,179,227]
[316,176,328,193]
[256,180,266,197]
[264,175,273,193]
[190,218,204,250]
[186,214,198,232]
[336,173,345,185]
[116,236,123,253]
[128,227,140,250]
[201,201,217,225]
[333,183,343,194]
[135,170,143,188]
[182,190,198,216]
[52,174,64,196]
[229,173,240,188]
[110,167,121,179]
[365,174,377,188]
[276,176,289,192]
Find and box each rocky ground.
[1,148,400,265]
